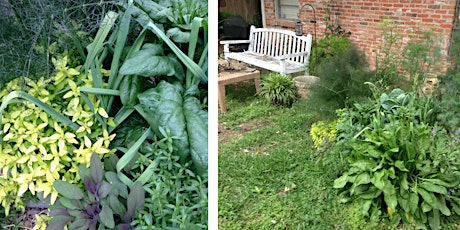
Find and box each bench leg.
[218,85,227,113]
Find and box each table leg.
[218,85,227,113]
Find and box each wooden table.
[218,70,261,113]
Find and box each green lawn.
[217,79,460,230]
[218,81,354,229]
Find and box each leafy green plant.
[310,120,339,148]
[309,35,351,76]
[333,87,460,229]
[131,129,208,229]
[307,45,373,118]
[48,152,145,229]
[258,72,297,107]
[0,55,114,215]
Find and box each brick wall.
[264,0,458,72]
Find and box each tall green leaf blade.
[116,128,151,173]
[145,21,207,83]
[84,11,118,71]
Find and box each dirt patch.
[218,119,272,146]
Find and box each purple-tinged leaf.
[84,176,97,195]
[98,181,113,199]
[99,205,115,228]
[53,181,84,200]
[50,208,69,216]
[47,215,74,230]
[90,153,104,185]
[126,181,145,218]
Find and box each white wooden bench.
[220,25,313,75]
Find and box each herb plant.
[258,72,297,107]
[48,153,145,229]
[333,87,460,229]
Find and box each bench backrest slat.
[247,25,312,65]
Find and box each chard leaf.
[119,48,176,77]
[53,181,84,200]
[167,27,190,43]
[183,96,208,175]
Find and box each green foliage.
[333,87,460,229]
[48,153,145,229]
[131,131,208,229]
[310,120,339,148]
[374,20,443,91]
[0,55,114,215]
[307,45,373,118]
[309,35,351,76]
[258,72,297,107]
[0,0,116,87]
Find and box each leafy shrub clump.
[333,87,460,229]
[258,72,297,107]
[307,45,373,118]
[310,120,339,148]
[309,35,351,76]
[48,153,144,229]
[0,55,114,215]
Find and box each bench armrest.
[219,40,251,45]
[277,51,310,60]
[220,40,251,53]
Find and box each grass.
[217,78,460,230]
[218,80,354,229]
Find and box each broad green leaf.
[99,205,115,229]
[417,187,438,209]
[398,193,410,213]
[53,181,84,200]
[59,197,78,210]
[382,180,397,212]
[119,75,141,108]
[400,173,409,191]
[333,173,349,189]
[435,194,451,216]
[419,181,448,195]
[350,159,377,171]
[119,48,176,77]
[371,170,386,190]
[166,27,190,43]
[428,209,440,230]
[137,82,189,160]
[395,160,409,172]
[90,153,103,184]
[358,186,382,199]
[145,21,207,83]
[183,96,208,175]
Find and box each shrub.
[333,87,460,229]
[307,45,373,118]
[258,72,297,107]
[0,55,114,215]
[309,35,351,76]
